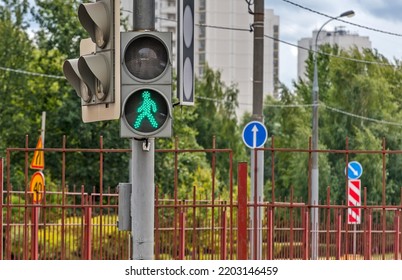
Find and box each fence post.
[84,196,92,260]
[366,210,372,260]
[267,208,273,259]
[0,158,3,260]
[31,206,39,260]
[394,214,400,260]
[303,208,309,260]
[237,162,248,260]
[178,210,186,260]
[336,212,342,260]
[220,208,227,260]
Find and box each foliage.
[267,44,402,205]
[2,0,402,211]
[189,65,247,187]
[35,215,129,260]
[31,0,85,58]
[0,1,245,205]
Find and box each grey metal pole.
[250,0,264,260]
[133,0,155,31]
[311,37,319,259]
[131,0,156,260]
[310,10,355,260]
[131,139,155,259]
[41,111,46,146]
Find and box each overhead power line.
[1,17,397,81]
[263,33,394,67]
[280,0,402,37]
[3,5,398,80]
[322,103,402,126]
[158,15,396,68]
[0,66,64,79]
[198,95,402,126]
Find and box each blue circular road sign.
[242,121,268,149]
[345,161,363,179]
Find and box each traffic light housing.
[120,32,173,138]
[63,0,120,123]
[177,0,195,106]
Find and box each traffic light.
[63,0,120,123]
[120,32,173,138]
[177,0,195,106]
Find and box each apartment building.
[121,0,280,119]
[298,26,371,81]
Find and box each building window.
[199,13,206,24]
[199,53,205,64]
[199,0,206,11]
[168,13,175,20]
[199,27,205,38]
[199,40,205,51]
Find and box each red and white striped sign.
[348,179,361,224]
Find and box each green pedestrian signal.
[120,31,172,138]
[134,91,159,129]
[123,88,169,135]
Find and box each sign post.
[29,112,46,260]
[346,160,363,258]
[242,120,268,259]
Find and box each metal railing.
[1,136,402,260]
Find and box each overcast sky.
[266,0,402,88]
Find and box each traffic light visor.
[78,1,110,48]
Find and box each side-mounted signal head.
[62,1,120,123]
[78,53,111,101]
[63,58,92,103]
[63,52,111,104]
[78,1,110,48]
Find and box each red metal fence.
[1,136,402,260]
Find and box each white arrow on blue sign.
[345,161,363,180]
[242,121,268,149]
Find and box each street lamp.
[310,10,355,260]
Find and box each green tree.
[1,0,232,199]
[0,1,37,188]
[190,65,247,188]
[261,85,331,201]
[292,44,402,205]
[31,0,85,58]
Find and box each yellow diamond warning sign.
[30,136,44,170]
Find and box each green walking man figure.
[134,90,159,129]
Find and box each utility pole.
[252,1,264,120]
[250,0,264,260]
